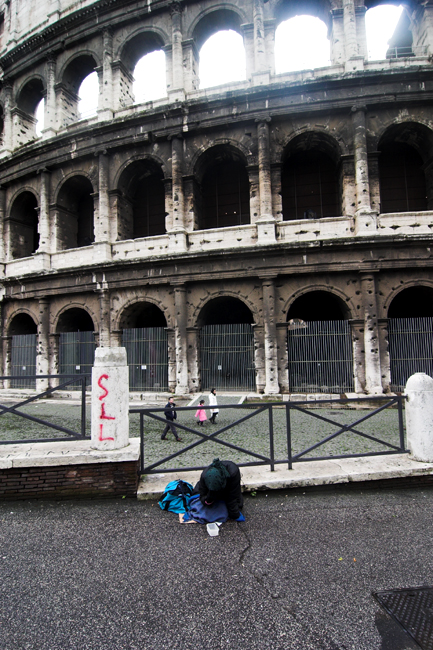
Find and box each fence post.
[91,347,129,450]
[405,372,433,462]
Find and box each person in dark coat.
[161,396,182,441]
[194,458,244,520]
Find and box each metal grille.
[200,324,255,391]
[10,334,37,388]
[374,587,433,650]
[122,327,168,391]
[388,317,433,392]
[59,331,95,388]
[287,320,354,393]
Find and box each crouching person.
[194,458,245,521]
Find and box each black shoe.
[176,437,182,442]
[161,435,167,440]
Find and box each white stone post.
[91,347,129,450]
[405,373,433,462]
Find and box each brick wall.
[0,461,139,500]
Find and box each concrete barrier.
[405,372,433,462]
[91,347,129,450]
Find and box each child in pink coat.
[195,400,207,426]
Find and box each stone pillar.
[168,135,187,252]
[43,55,57,138]
[350,319,365,394]
[261,276,279,394]
[252,0,270,85]
[173,283,189,394]
[36,299,50,392]
[276,323,289,393]
[256,119,276,242]
[93,152,111,262]
[166,327,176,392]
[3,336,11,389]
[253,324,265,393]
[360,274,382,394]
[187,326,199,392]
[0,188,6,263]
[91,347,129,450]
[378,318,391,393]
[169,2,185,100]
[38,169,51,254]
[352,106,376,234]
[406,373,433,462]
[49,332,59,378]
[1,82,13,155]
[343,0,364,71]
[98,289,111,348]
[98,29,114,121]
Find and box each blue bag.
[158,480,194,514]
[186,494,229,523]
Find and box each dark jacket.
[164,401,177,421]
[195,460,243,519]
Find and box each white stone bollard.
[91,347,129,450]
[405,372,433,462]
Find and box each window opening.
[133,50,166,103]
[366,5,405,60]
[275,16,330,74]
[379,143,426,213]
[78,72,98,119]
[199,30,246,89]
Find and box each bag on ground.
[158,479,194,514]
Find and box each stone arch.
[7,189,39,259]
[117,300,168,330]
[193,143,251,230]
[274,0,333,30]
[54,305,96,333]
[7,311,38,386]
[286,287,352,321]
[15,76,45,115]
[377,121,433,212]
[118,29,167,74]
[116,158,166,239]
[281,131,343,220]
[55,175,95,250]
[194,293,256,328]
[58,53,99,127]
[189,5,246,50]
[55,306,96,378]
[386,283,433,318]
[7,311,37,336]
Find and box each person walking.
[161,396,182,441]
[209,388,219,424]
[195,400,207,426]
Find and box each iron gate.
[200,323,255,391]
[59,331,95,387]
[287,319,354,393]
[11,334,37,388]
[388,317,433,392]
[122,327,168,391]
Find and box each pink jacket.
[195,408,207,422]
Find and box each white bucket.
[206,523,219,536]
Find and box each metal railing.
[135,394,407,475]
[0,374,90,444]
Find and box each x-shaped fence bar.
[0,375,90,444]
[136,395,407,474]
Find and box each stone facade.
[0,0,433,395]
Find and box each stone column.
[98,289,111,348]
[261,275,279,394]
[276,323,289,393]
[406,373,433,462]
[253,324,265,393]
[1,81,13,155]
[352,106,376,233]
[252,0,270,85]
[99,29,114,121]
[91,347,129,450]
[168,135,187,252]
[169,2,185,100]
[38,169,51,254]
[49,332,59,378]
[173,283,189,394]
[166,327,176,392]
[360,273,382,394]
[3,336,11,389]
[93,151,111,262]
[343,0,364,71]
[187,326,199,392]
[36,299,50,392]
[256,119,276,242]
[378,318,391,393]
[43,55,57,138]
[0,188,6,264]
[350,319,365,394]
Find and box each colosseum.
[0,0,432,396]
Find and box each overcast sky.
[37,5,404,129]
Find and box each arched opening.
[199,30,246,89]
[121,32,166,106]
[8,191,39,259]
[282,137,340,220]
[120,302,168,391]
[198,297,255,391]
[9,313,37,388]
[275,15,330,74]
[61,55,97,127]
[286,291,353,393]
[56,176,94,250]
[15,78,45,144]
[387,286,433,391]
[117,160,166,240]
[365,4,405,60]
[196,146,250,230]
[56,308,95,385]
[78,71,98,119]
[379,142,427,213]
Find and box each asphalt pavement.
[1,484,432,649]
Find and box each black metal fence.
[11,334,37,389]
[122,327,169,391]
[135,395,407,475]
[388,317,433,392]
[0,374,90,444]
[200,324,255,391]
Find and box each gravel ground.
[0,396,405,472]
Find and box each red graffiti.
[99,423,114,442]
[98,374,109,400]
[100,402,115,420]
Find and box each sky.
[36,5,404,131]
